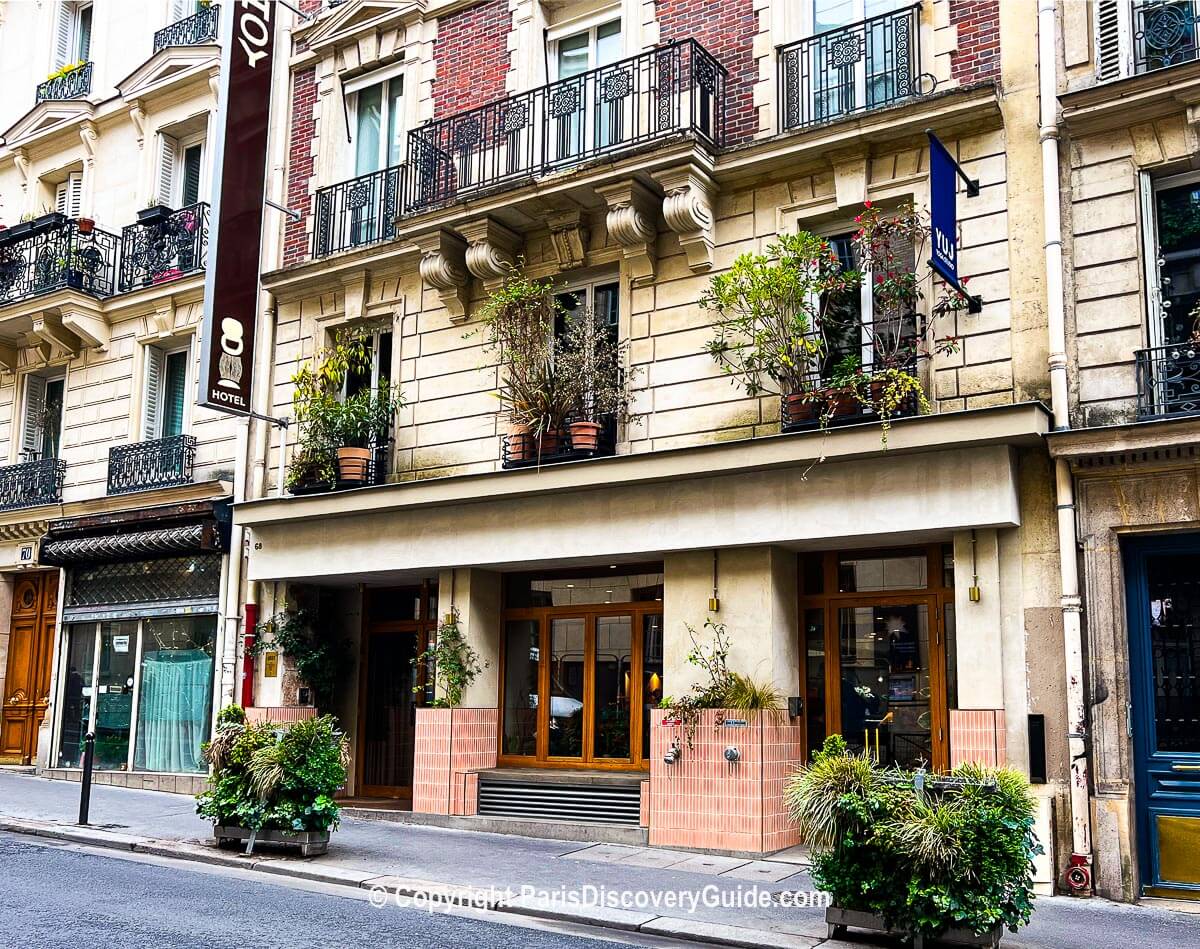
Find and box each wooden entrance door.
[1,571,60,765]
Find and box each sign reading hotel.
[198,1,277,415]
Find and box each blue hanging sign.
[926,130,982,314]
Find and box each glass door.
[551,19,622,162]
[548,616,587,759]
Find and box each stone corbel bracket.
[413,229,470,324]
[31,312,80,361]
[459,217,523,287]
[61,308,110,352]
[595,180,659,287]
[654,165,716,274]
[546,208,590,271]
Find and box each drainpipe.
[1038,0,1093,892]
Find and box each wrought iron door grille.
[778,4,926,132]
[67,553,222,607]
[1136,342,1200,419]
[153,4,220,53]
[107,434,198,495]
[118,203,210,292]
[0,457,65,511]
[1135,0,1200,73]
[0,217,118,305]
[36,61,93,103]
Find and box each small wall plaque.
[263,651,279,678]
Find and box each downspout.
[1038,0,1093,891]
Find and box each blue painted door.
[1124,535,1200,897]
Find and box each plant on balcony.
[785,736,1040,944]
[554,305,641,450]
[411,607,488,709]
[328,379,403,483]
[45,60,86,82]
[474,270,574,462]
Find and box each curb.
[0,816,824,948]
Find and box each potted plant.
[76,216,95,234]
[703,232,857,428]
[330,379,402,483]
[555,305,640,453]
[786,737,1040,947]
[197,705,349,856]
[138,199,174,225]
[411,607,487,708]
[30,209,67,236]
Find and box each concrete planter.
[827,906,1002,948]
[213,824,330,857]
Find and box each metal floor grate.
[477,778,642,826]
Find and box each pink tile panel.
[949,709,1006,768]
[244,706,317,725]
[640,779,650,827]
[412,708,453,814]
[448,707,498,816]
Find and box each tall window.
[157,132,206,207]
[553,278,619,341]
[550,18,622,157]
[342,328,392,399]
[352,75,404,176]
[1148,173,1200,347]
[21,374,66,461]
[54,172,83,218]
[54,1,92,67]
[144,343,190,439]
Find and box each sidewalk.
[2,770,1198,949]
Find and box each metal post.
[78,732,95,825]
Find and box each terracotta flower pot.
[506,422,532,463]
[537,429,562,457]
[782,392,818,426]
[826,388,860,418]
[336,446,372,483]
[77,217,95,234]
[569,419,602,452]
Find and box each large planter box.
[649,707,804,853]
[213,824,330,857]
[411,706,498,816]
[827,906,1002,948]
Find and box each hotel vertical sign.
[199,1,277,415]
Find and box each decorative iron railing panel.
[779,358,922,433]
[107,434,198,495]
[153,4,220,53]
[311,166,403,259]
[36,61,93,103]
[403,39,726,214]
[501,416,617,469]
[0,217,118,305]
[118,203,210,292]
[1136,342,1200,419]
[778,5,925,132]
[0,458,66,511]
[1134,1,1200,73]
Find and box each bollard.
[77,732,95,825]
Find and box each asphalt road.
[0,832,656,949]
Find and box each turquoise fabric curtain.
[134,649,213,773]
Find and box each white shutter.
[157,133,178,206]
[1095,0,1130,81]
[55,181,68,215]
[54,173,83,218]
[54,2,74,69]
[170,0,190,22]
[21,375,47,460]
[144,345,165,439]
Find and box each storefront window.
[56,624,96,768]
[505,568,664,608]
[642,615,664,761]
[593,615,632,760]
[549,617,586,757]
[133,616,217,773]
[503,620,539,757]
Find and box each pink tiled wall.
[649,708,804,853]
[412,707,498,816]
[639,779,650,828]
[244,706,317,725]
[949,708,1006,768]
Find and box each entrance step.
[476,768,644,827]
[345,807,649,846]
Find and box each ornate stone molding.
[546,209,589,271]
[655,166,716,274]
[459,217,522,284]
[595,180,659,287]
[412,229,469,323]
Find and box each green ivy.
[249,608,349,714]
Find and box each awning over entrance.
[41,523,209,564]
[39,499,230,567]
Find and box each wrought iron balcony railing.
[1135,1,1200,73]
[36,61,93,103]
[779,4,925,132]
[779,358,922,433]
[404,39,726,214]
[107,434,197,495]
[1135,341,1200,420]
[501,417,617,469]
[0,457,66,511]
[311,166,402,258]
[118,202,210,292]
[153,3,220,53]
[0,215,118,306]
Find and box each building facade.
[234,0,1066,892]
[0,0,243,793]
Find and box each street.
[0,832,667,949]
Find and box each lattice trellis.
[68,554,222,608]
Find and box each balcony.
[36,61,93,103]
[1135,341,1200,420]
[0,215,118,306]
[118,203,210,292]
[311,166,401,258]
[0,457,66,511]
[107,434,197,495]
[153,3,220,53]
[1134,1,1200,73]
[779,361,922,433]
[404,39,726,215]
[778,4,924,133]
[501,417,617,469]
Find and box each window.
[553,278,619,341]
[56,615,217,773]
[550,18,622,157]
[169,0,205,22]
[342,328,393,399]
[21,374,66,461]
[157,132,205,208]
[144,343,191,440]
[54,172,83,218]
[54,1,92,67]
[349,74,404,176]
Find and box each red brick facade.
[950,0,1001,84]
[432,0,511,118]
[656,0,758,145]
[283,66,317,267]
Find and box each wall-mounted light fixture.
[708,549,720,612]
[968,529,982,602]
